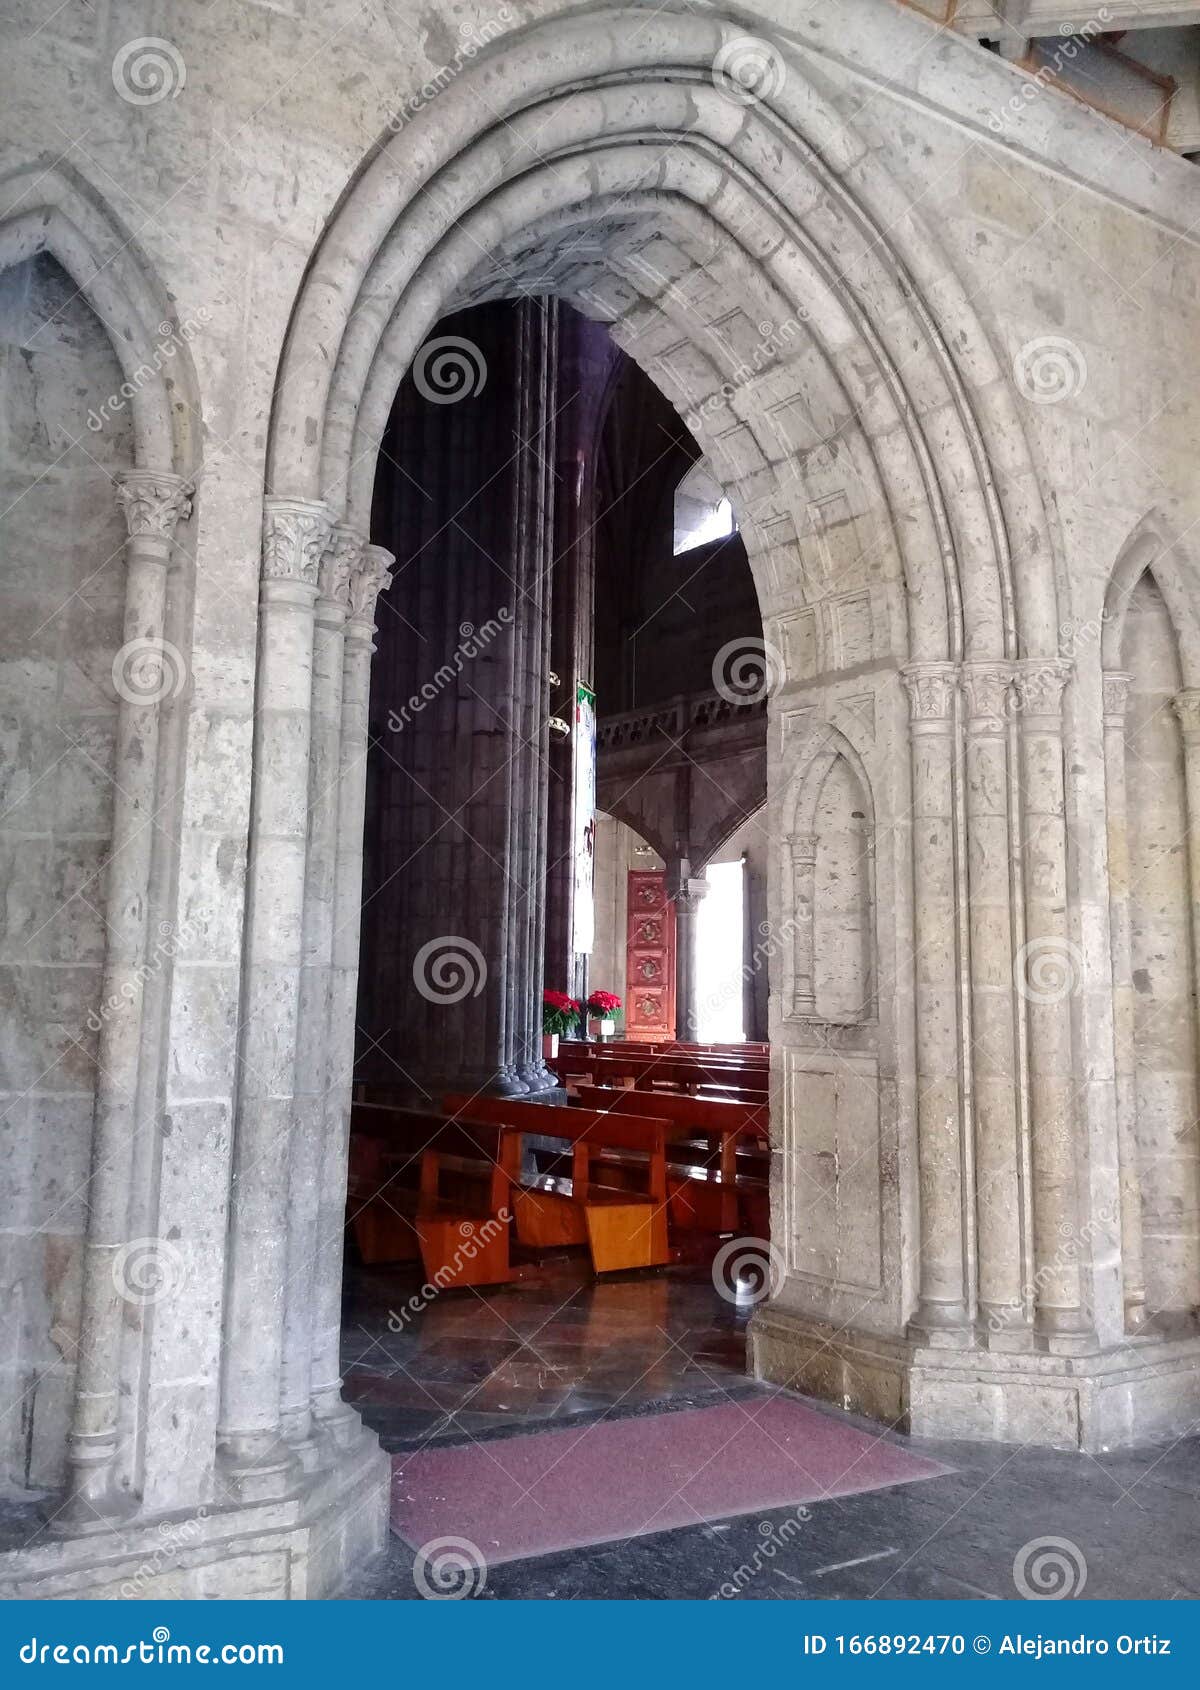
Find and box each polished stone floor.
[340,1256,752,1448]
[339,1257,1200,1602]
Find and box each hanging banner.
[572,682,596,955]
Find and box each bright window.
[674,459,737,556]
[694,859,746,1043]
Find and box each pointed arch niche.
[1102,526,1200,1332]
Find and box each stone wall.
[0,255,134,1488]
[3,0,1200,1598]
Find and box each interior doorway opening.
[340,293,771,1462]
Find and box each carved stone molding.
[1172,688,1200,740]
[1102,671,1133,725]
[319,525,364,608]
[114,470,193,542]
[901,661,957,723]
[960,661,1015,726]
[262,496,334,587]
[347,544,395,623]
[1012,658,1072,721]
[789,832,819,868]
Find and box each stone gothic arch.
[235,3,1134,1489]
[0,159,201,1524]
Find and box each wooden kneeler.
[348,1103,522,1288]
[443,1096,672,1273]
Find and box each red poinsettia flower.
[543,989,582,1035]
[586,990,622,1016]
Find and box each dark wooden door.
[625,871,676,1042]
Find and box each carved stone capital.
[901,662,958,723]
[262,497,334,588]
[1012,658,1072,721]
[319,525,364,609]
[114,470,193,542]
[960,661,1015,726]
[1102,671,1133,725]
[789,832,819,868]
[347,544,395,622]
[1173,688,1200,740]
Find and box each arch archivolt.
[239,4,1145,1458]
[0,159,201,1519]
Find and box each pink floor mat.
[390,1396,950,1564]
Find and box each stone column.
[787,833,818,1018]
[960,663,1029,1345]
[217,495,331,1498]
[902,662,971,1338]
[672,872,709,1041]
[60,471,192,1526]
[279,525,358,1458]
[310,544,394,1442]
[1103,672,1147,1331]
[1013,660,1091,1345]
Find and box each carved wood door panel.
[625,871,676,1041]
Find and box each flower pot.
[588,1017,616,1040]
[542,1033,559,1059]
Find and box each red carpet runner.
[391,1395,950,1564]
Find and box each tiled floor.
[341,1256,1200,1602]
[340,1256,754,1449]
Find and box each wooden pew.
[443,1094,672,1272]
[348,1102,521,1287]
[551,1048,770,1100]
[572,1085,769,1236]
